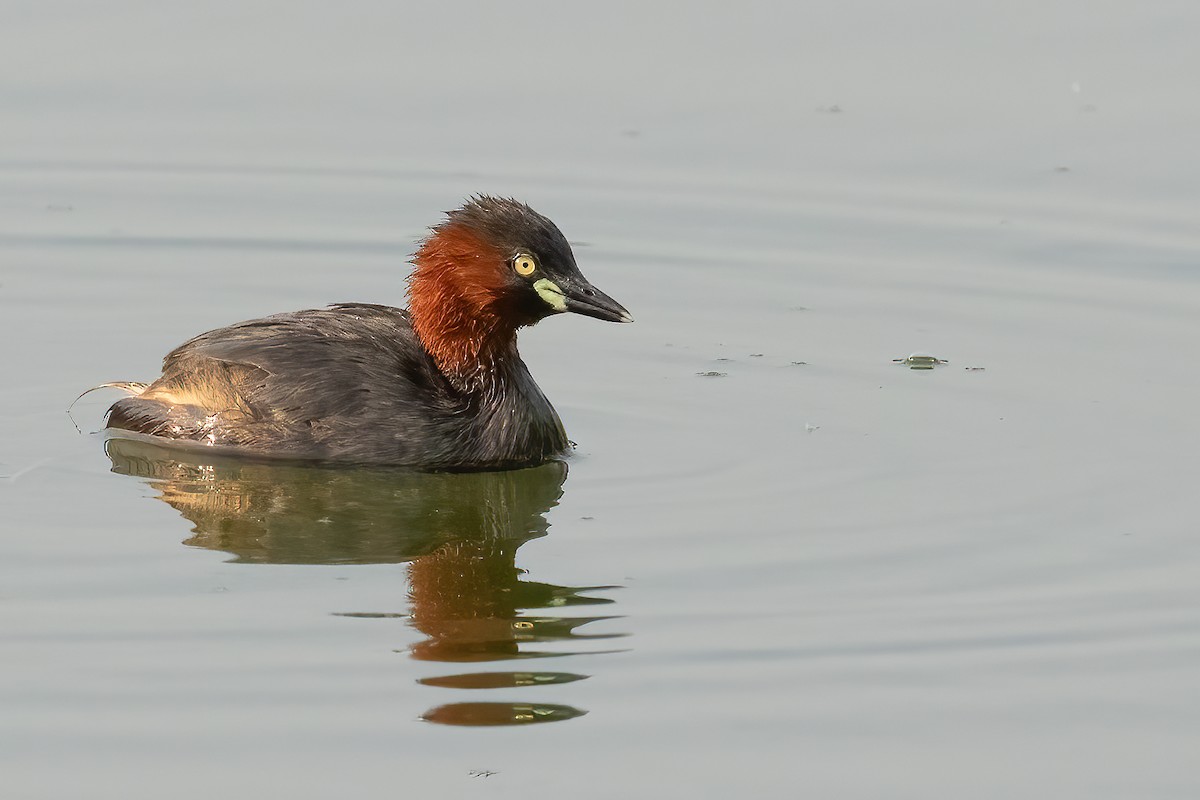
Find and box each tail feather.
[80,381,149,400]
[67,381,150,432]
[69,381,150,411]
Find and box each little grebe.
[104,196,632,469]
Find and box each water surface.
[3,2,1200,798]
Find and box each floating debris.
[696,371,727,378]
[893,353,949,370]
[964,366,986,372]
[805,423,820,433]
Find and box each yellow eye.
[513,254,537,277]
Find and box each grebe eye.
[513,254,537,277]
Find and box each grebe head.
[407,196,632,377]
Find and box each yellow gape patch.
[533,278,567,312]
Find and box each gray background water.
[3,2,1199,797]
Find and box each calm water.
[3,2,1200,798]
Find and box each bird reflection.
[104,435,626,726]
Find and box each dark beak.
[561,278,634,324]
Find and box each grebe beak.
[559,278,634,324]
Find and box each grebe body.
[104,197,631,469]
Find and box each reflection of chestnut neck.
[407,538,523,662]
